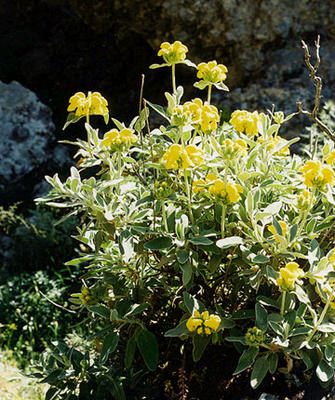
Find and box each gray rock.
[0,81,72,203]
[0,81,55,188]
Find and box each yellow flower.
[186,310,221,335]
[229,110,259,136]
[182,98,220,132]
[326,150,335,165]
[297,189,313,211]
[208,177,242,203]
[82,287,89,295]
[185,145,204,166]
[257,135,289,155]
[197,61,228,83]
[193,179,205,194]
[201,103,220,132]
[119,128,138,144]
[157,41,188,64]
[300,160,335,188]
[226,182,243,203]
[9,323,16,330]
[221,138,248,159]
[102,128,137,149]
[162,144,204,170]
[245,326,264,346]
[268,221,288,243]
[186,316,203,331]
[67,91,108,117]
[276,262,304,289]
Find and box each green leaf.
[268,353,278,374]
[135,328,159,371]
[250,356,269,388]
[232,309,255,319]
[87,305,111,319]
[180,261,193,286]
[144,236,172,250]
[220,317,235,329]
[214,82,229,91]
[297,349,314,370]
[255,303,268,331]
[289,224,298,242]
[225,336,246,345]
[145,99,169,120]
[46,388,59,400]
[124,335,136,369]
[256,295,279,309]
[272,218,283,236]
[325,345,335,362]
[233,346,259,375]
[100,332,119,364]
[263,201,282,216]
[189,236,213,245]
[149,63,168,69]
[316,359,334,382]
[193,80,208,90]
[192,335,210,362]
[62,112,83,130]
[111,118,125,130]
[124,303,149,318]
[183,292,195,314]
[165,320,188,337]
[208,254,223,273]
[176,249,189,264]
[252,254,269,264]
[216,236,243,249]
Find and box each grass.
[0,350,47,400]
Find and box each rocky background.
[1,0,335,205]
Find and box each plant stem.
[183,169,194,224]
[221,204,226,239]
[172,64,176,93]
[280,291,286,316]
[161,201,168,232]
[207,84,212,104]
[297,186,316,236]
[307,296,331,342]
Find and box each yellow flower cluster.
[221,138,248,158]
[79,287,92,306]
[186,310,221,335]
[268,221,288,243]
[229,110,259,136]
[9,323,17,330]
[245,326,264,346]
[162,144,204,169]
[154,181,170,199]
[183,98,220,132]
[67,91,108,117]
[276,262,304,290]
[257,135,289,156]
[326,150,335,165]
[157,41,188,64]
[297,189,314,211]
[300,160,335,188]
[197,61,228,84]
[102,128,137,149]
[193,173,242,203]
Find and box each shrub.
[0,267,82,368]
[36,39,335,398]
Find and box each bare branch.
[297,36,335,144]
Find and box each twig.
[37,288,77,314]
[296,36,335,144]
